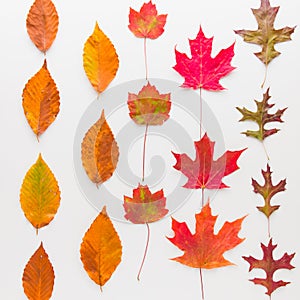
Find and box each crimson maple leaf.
[243,239,295,296]
[167,202,245,268]
[173,26,235,90]
[172,133,245,189]
[128,1,167,39]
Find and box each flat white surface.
[0,0,299,299]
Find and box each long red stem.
[268,218,271,238]
[199,88,203,139]
[201,188,205,207]
[200,268,205,300]
[137,223,150,281]
[144,38,149,81]
[142,124,149,182]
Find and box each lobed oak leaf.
[243,239,295,296]
[168,202,245,269]
[128,83,171,125]
[128,1,167,39]
[80,207,122,289]
[123,184,168,224]
[237,88,287,141]
[173,27,235,90]
[172,133,245,190]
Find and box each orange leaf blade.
[26,0,59,52]
[80,207,122,288]
[22,243,55,300]
[83,22,119,93]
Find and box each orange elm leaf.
[81,110,119,186]
[22,59,60,139]
[173,26,235,90]
[83,22,119,94]
[172,133,246,189]
[20,154,61,233]
[80,207,122,289]
[123,184,168,224]
[128,83,171,125]
[243,239,295,296]
[168,202,245,269]
[22,242,55,300]
[26,0,59,53]
[128,1,167,39]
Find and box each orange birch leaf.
[20,154,61,233]
[83,22,119,93]
[81,110,119,186]
[80,207,122,289]
[22,242,55,300]
[22,60,60,139]
[26,0,59,53]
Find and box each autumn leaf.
[80,207,122,289]
[235,0,295,66]
[128,83,171,125]
[173,26,235,90]
[22,242,55,300]
[243,239,295,296]
[22,59,60,139]
[237,88,286,141]
[26,0,59,53]
[128,1,167,39]
[168,202,245,269]
[83,22,119,94]
[20,154,61,233]
[81,110,119,186]
[124,184,168,224]
[172,133,245,189]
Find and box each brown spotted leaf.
[81,110,119,186]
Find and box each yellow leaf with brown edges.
[83,22,119,93]
[22,59,60,139]
[22,242,55,300]
[80,207,122,289]
[20,154,61,233]
[26,0,59,53]
[81,110,119,186]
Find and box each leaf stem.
[268,217,271,238]
[137,222,150,281]
[199,88,203,139]
[144,37,149,81]
[142,124,149,182]
[261,64,268,89]
[200,268,205,300]
[262,141,270,161]
[201,188,205,207]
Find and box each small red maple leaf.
[123,184,168,223]
[243,239,295,296]
[172,133,246,189]
[173,26,235,90]
[128,1,167,39]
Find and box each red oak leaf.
[168,202,245,269]
[173,27,235,90]
[128,1,167,39]
[128,83,171,125]
[243,239,295,296]
[124,184,168,224]
[172,133,245,189]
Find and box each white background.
[0,0,299,299]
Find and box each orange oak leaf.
[81,110,119,186]
[172,133,245,189]
[168,202,245,269]
[83,22,119,94]
[124,184,168,224]
[174,27,235,90]
[80,207,122,289]
[26,0,59,53]
[22,59,60,139]
[22,242,55,300]
[128,83,171,125]
[128,1,167,39]
[243,239,295,296]
[20,154,61,234]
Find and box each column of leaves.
[20,1,60,299]
[235,0,296,298]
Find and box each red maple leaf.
[123,184,168,223]
[167,202,245,269]
[128,1,167,39]
[172,133,245,189]
[173,26,235,90]
[243,239,295,296]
